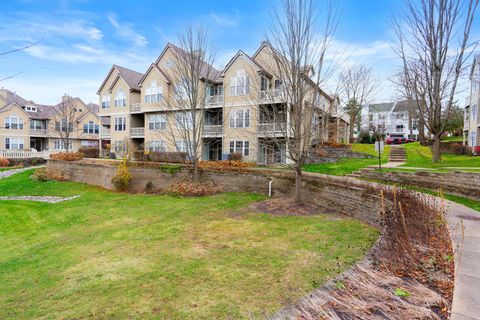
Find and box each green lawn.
[0,170,378,319]
[402,142,479,169]
[304,144,390,176]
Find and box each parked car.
[386,136,404,144]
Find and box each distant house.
[360,100,423,139]
[463,54,480,150]
[0,88,100,152]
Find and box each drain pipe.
[268,180,273,197]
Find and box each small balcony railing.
[131,127,145,137]
[202,124,222,136]
[100,128,111,137]
[206,95,224,105]
[259,89,284,102]
[131,103,141,112]
[258,122,287,134]
[30,129,48,137]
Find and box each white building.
[361,100,422,139]
[463,54,480,151]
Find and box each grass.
[304,143,390,176]
[402,142,479,169]
[0,166,22,172]
[0,170,378,319]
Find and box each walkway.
[0,165,44,180]
[446,200,480,320]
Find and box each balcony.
[205,95,223,107]
[258,89,285,104]
[100,128,111,138]
[202,125,222,136]
[131,103,141,113]
[258,122,287,136]
[131,127,145,138]
[30,129,48,137]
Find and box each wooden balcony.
[130,103,141,113]
[30,129,48,137]
[257,122,287,136]
[100,128,110,138]
[202,125,222,136]
[205,95,224,107]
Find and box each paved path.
[446,200,480,320]
[0,166,43,180]
[0,195,80,203]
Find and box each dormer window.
[115,89,126,107]
[145,80,163,103]
[25,106,37,112]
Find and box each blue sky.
[1,0,478,105]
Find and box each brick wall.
[360,169,480,201]
[47,159,385,228]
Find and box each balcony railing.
[258,122,287,134]
[131,127,145,137]
[259,89,284,102]
[131,103,141,112]
[30,129,48,136]
[202,124,222,136]
[100,128,110,137]
[206,95,224,105]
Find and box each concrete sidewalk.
[446,200,480,320]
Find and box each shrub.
[145,181,154,193]
[111,157,131,191]
[148,152,188,163]
[229,152,242,161]
[452,144,470,155]
[50,152,84,161]
[7,157,45,167]
[31,168,48,181]
[0,157,9,167]
[198,160,256,172]
[165,181,223,197]
[78,147,99,158]
[133,150,145,161]
[159,164,182,174]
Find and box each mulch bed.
[251,198,321,216]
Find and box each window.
[113,140,126,152]
[260,76,269,91]
[470,131,477,147]
[30,120,44,130]
[145,81,163,103]
[83,121,98,134]
[148,114,167,130]
[149,140,166,152]
[174,78,189,99]
[4,114,23,130]
[55,119,73,132]
[102,95,110,109]
[175,140,192,155]
[114,116,126,131]
[115,89,126,107]
[25,106,37,112]
[472,104,477,119]
[5,137,24,150]
[230,109,250,128]
[368,114,373,122]
[229,70,251,96]
[176,112,193,129]
[229,140,249,156]
[396,125,404,132]
[54,139,70,150]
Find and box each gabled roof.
[368,102,395,113]
[154,42,222,84]
[221,50,271,78]
[0,88,30,106]
[97,65,143,94]
[0,102,30,117]
[138,63,172,86]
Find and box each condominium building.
[463,54,480,149]
[97,42,349,164]
[0,88,100,152]
[361,100,423,139]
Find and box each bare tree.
[339,64,377,142]
[257,0,339,203]
[50,97,79,153]
[393,0,478,161]
[160,26,217,182]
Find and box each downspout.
[268,180,273,197]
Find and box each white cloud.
[107,14,148,47]
[207,12,240,28]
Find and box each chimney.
[62,94,72,103]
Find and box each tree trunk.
[418,117,426,142]
[192,160,200,183]
[294,168,302,204]
[349,114,355,143]
[432,133,441,162]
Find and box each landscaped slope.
[0,170,378,319]
[402,142,479,169]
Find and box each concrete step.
[389,159,406,162]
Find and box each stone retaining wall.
[47,159,384,228]
[306,146,373,164]
[360,169,480,201]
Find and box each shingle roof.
[368,102,394,113]
[113,65,144,91]
[28,104,55,119]
[392,100,411,113]
[1,88,29,106]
